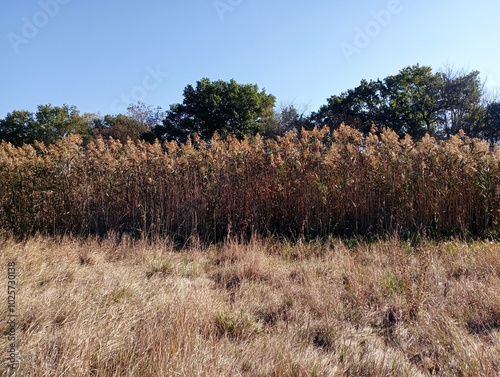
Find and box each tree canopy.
[313,64,489,140]
[0,104,93,146]
[154,78,276,142]
[1,68,499,146]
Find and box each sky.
[1,0,500,119]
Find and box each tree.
[0,110,38,146]
[439,68,484,138]
[320,79,386,134]
[92,114,149,144]
[34,104,93,144]
[156,78,276,142]
[315,65,488,140]
[0,104,93,145]
[267,103,314,138]
[482,101,500,148]
[126,102,165,129]
[381,65,446,139]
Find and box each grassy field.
[1,236,499,376]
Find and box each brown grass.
[1,236,499,376]
[1,126,500,241]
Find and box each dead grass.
[2,127,500,240]
[0,236,499,376]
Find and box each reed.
[1,126,499,241]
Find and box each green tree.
[314,65,487,140]
[317,79,386,134]
[0,110,38,146]
[157,78,276,142]
[34,104,93,144]
[482,101,500,148]
[0,104,93,145]
[314,66,445,138]
[440,69,484,138]
[381,65,446,138]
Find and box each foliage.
[440,68,484,137]
[0,104,94,146]
[92,113,149,144]
[155,78,276,142]
[274,103,314,136]
[482,101,500,147]
[313,65,488,140]
[1,67,498,146]
[0,110,37,146]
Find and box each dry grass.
[1,236,499,376]
[1,126,500,240]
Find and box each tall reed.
[1,126,499,241]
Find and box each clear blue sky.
[1,0,499,118]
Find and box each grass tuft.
[0,236,499,375]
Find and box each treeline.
[1,126,499,241]
[313,65,500,143]
[1,65,500,147]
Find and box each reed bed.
[1,126,499,241]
